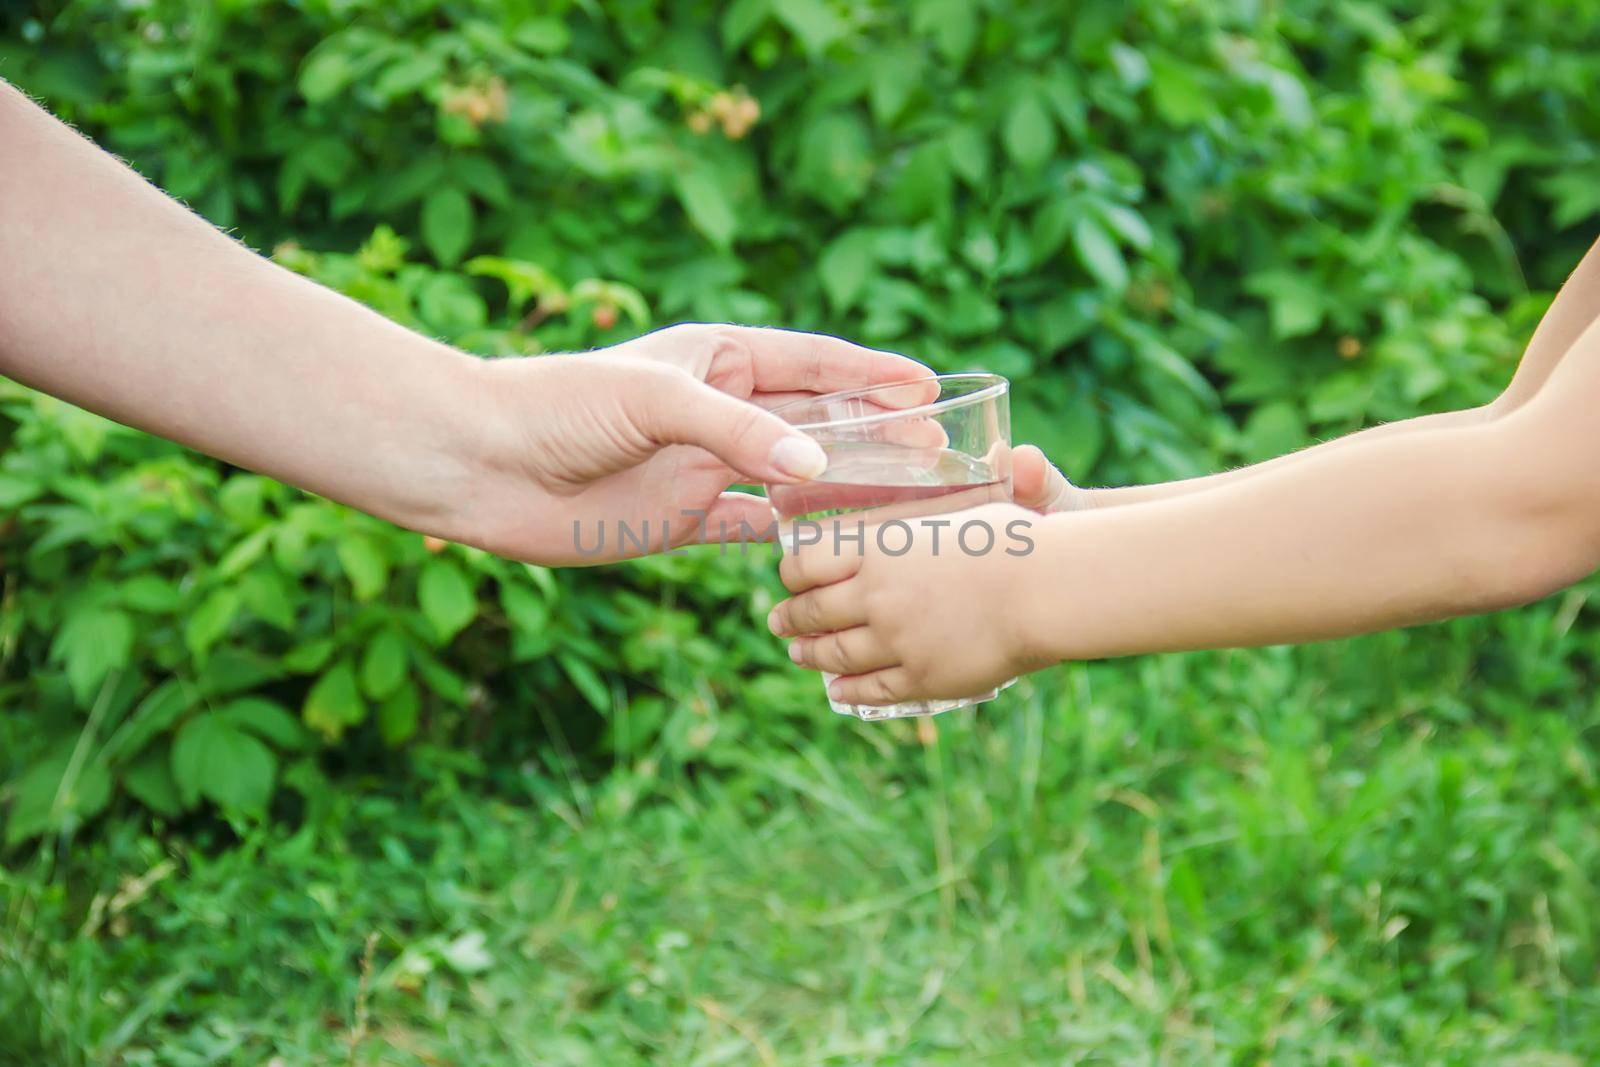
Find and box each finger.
[728,326,936,397]
[767,582,864,637]
[749,390,819,411]
[696,492,779,545]
[1012,444,1077,513]
[778,544,862,593]
[788,627,897,675]
[826,667,916,707]
[641,376,830,485]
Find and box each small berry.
[707,91,736,122]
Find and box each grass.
[5,601,1600,1065]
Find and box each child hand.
[767,502,1053,705]
[1013,444,1091,513]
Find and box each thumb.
[642,376,828,484]
[1013,444,1080,513]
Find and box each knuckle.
[704,323,749,360]
[727,399,768,439]
[825,633,856,675]
[867,674,899,704]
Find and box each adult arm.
[0,78,927,564]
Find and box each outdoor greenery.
[2,0,1599,1062]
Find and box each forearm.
[1025,407,1599,660]
[0,79,487,532]
[1084,405,1493,507]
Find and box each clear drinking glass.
[766,373,1017,721]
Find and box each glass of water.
[766,373,1016,721]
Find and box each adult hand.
[450,324,930,564]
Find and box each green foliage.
[2,0,1600,845]
[5,632,1600,1060]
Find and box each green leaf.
[1540,171,1600,229]
[119,574,181,613]
[1003,94,1057,170]
[945,124,990,187]
[337,534,390,602]
[297,136,356,187]
[241,568,297,631]
[500,587,549,648]
[1130,331,1217,406]
[217,475,270,526]
[360,627,409,699]
[818,229,876,312]
[465,256,565,313]
[0,471,42,508]
[171,714,277,815]
[377,681,422,747]
[1072,216,1129,292]
[51,608,134,706]
[913,0,977,65]
[302,661,367,742]
[1053,388,1106,474]
[199,649,284,698]
[218,698,311,751]
[869,46,925,125]
[185,588,242,661]
[299,43,356,104]
[774,0,846,55]
[413,652,468,705]
[453,156,512,208]
[513,18,570,54]
[1241,401,1306,462]
[102,680,190,764]
[371,50,445,101]
[885,141,951,222]
[417,275,488,333]
[283,638,336,675]
[559,654,611,714]
[1244,270,1325,339]
[5,750,112,844]
[674,165,738,250]
[217,527,272,579]
[721,0,770,48]
[121,743,184,818]
[419,559,478,643]
[793,111,874,212]
[420,185,474,266]
[1098,202,1153,251]
[1148,54,1212,126]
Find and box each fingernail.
[787,642,804,664]
[826,679,845,699]
[767,608,788,636]
[769,435,827,481]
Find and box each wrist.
[385,345,518,542]
[1002,511,1085,669]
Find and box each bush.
[3,0,1599,839]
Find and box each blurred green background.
[3,0,1600,1062]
